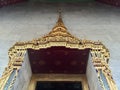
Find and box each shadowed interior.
[35,81,82,90]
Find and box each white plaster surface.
[12,51,32,90]
[0,2,120,89]
[87,53,102,90]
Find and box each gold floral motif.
[70,61,77,66]
[55,61,61,66]
[39,60,46,66]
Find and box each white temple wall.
[13,51,32,90]
[0,2,120,89]
[86,53,102,90]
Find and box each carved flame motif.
[0,11,118,90]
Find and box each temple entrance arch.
[0,12,117,90]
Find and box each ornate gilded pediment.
[0,11,118,90]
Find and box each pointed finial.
[57,9,64,25]
[58,9,62,18]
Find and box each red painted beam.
[0,0,27,7]
[97,0,120,7]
